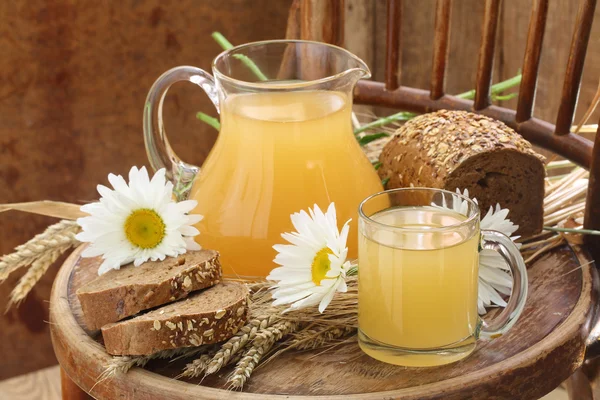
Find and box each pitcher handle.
[143,66,220,198]
[479,230,528,339]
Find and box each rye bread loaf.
[77,250,221,330]
[378,110,546,236]
[101,281,249,355]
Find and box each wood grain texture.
[500,0,600,130]
[584,121,600,259]
[385,0,402,90]
[430,0,453,100]
[300,0,345,45]
[354,80,594,167]
[515,0,548,123]
[554,0,598,135]
[60,368,91,400]
[474,0,501,110]
[0,0,291,380]
[49,244,595,399]
[0,365,61,400]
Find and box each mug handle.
[143,66,220,198]
[479,230,528,339]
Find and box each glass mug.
[144,40,383,278]
[357,188,528,367]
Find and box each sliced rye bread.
[77,250,221,330]
[378,110,546,236]
[101,281,249,355]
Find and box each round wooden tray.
[50,244,596,399]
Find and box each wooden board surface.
[49,244,595,399]
[0,366,61,400]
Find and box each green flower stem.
[455,74,522,100]
[543,226,600,236]
[211,32,268,81]
[354,74,523,135]
[491,93,518,101]
[354,112,416,135]
[196,112,221,130]
[546,160,575,170]
[211,32,234,50]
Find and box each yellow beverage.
[189,91,383,277]
[358,207,480,367]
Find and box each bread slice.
[77,250,221,330]
[378,110,546,236]
[101,281,249,355]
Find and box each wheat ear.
[199,314,279,376]
[228,320,298,389]
[100,346,205,383]
[287,326,356,351]
[0,220,80,283]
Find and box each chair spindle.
[385,0,402,91]
[430,0,453,100]
[299,0,345,46]
[584,121,600,250]
[515,0,548,123]
[474,0,501,111]
[554,0,597,135]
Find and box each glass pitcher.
[144,40,383,278]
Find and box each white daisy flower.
[267,203,351,313]
[450,189,520,314]
[76,166,203,275]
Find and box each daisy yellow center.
[311,247,333,285]
[124,209,166,249]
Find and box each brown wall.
[1,0,599,379]
[0,0,291,379]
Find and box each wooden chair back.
[293,0,599,251]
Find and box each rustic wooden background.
[0,0,598,380]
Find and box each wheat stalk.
[228,320,298,389]
[101,346,206,383]
[201,314,279,376]
[0,220,80,283]
[287,326,356,351]
[7,246,65,309]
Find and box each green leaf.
[196,112,221,130]
[372,161,382,170]
[358,132,389,146]
[381,177,390,187]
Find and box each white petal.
[186,214,204,225]
[175,200,198,214]
[184,237,201,251]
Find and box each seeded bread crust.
[101,282,249,355]
[378,110,546,236]
[76,250,221,330]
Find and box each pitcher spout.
[344,56,371,82]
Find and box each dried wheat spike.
[0,219,80,283]
[7,232,80,310]
[289,326,356,350]
[202,314,278,375]
[228,320,298,389]
[101,346,205,383]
